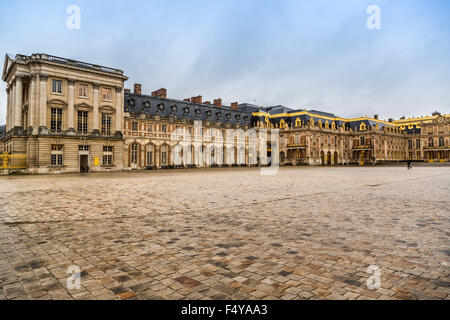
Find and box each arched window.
[130,143,138,164]
[428,137,434,147]
[161,144,169,165]
[146,144,155,166]
[439,137,444,147]
[295,118,301,127]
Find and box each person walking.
[407,160,412,170]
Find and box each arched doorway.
[327,151,332,165]
[360,151,365,166]
[334,151,338,165]
[280,151,285,163]
[320,151,325,165]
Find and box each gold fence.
[1,153,27,169]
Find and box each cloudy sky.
[0,0,449,125]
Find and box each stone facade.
[1,53,127,173]
[1,53,449,173]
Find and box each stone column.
[39,74,48,133]
[14,76,23,128]
[10,81,16,131]
[92,83,100,135]
[29,75,36,133]
[115,87,122,137]
[67,79,75,134]
[6,87,10,131]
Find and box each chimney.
[183,98,191,102]
[191,95,202,104]
[214,99,222,107]
[204,101,211,105]
[124,88,131,94]
[134,83,142,95]
[373,114,378,119]
[388,118,393,123]
[151,88,167,99]
[156,88,167,99]
[231,102,238,110]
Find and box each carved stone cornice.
[40,74,49,81]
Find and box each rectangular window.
[295,134,300,145]
[51,145,64,166]
[162,125,167,133]
[147,123,153,132]
[162,152,167,164]
[408,140,413,149]
[52,80,62,94]
[103,146,113,165]
[416,139,420,148]
[77,111,88,133]
[78,84,88,97]
[101,114,112,135]
[102,87,112,101]
[132,122,138,131]
[50,108,62,133]
[78,145,90,151]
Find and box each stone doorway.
[80,154,90,173]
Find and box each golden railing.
[1,153,27,169]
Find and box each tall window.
[78,84,88,97]
[132,122,138,131]
[130,143,138,164]
[408,140,413,149]
[428,137,434,147]
[102,114,112,135]
[52,80,62,94]
[147,123,153,132]
[51,145,63,166]
[360,136,365,146]
[162,124,167,133]
[78,111,88,133]
[103,146,113,165]
[439,137,444,147]
[161,144,168,165]
[416,139,420,148]
[147,145,154,165]
[50,108,62,133]
[102,87,112,100]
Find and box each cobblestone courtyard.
[0,167,449,300]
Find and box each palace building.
[1,53,449,173]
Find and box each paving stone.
[0,167,448,300]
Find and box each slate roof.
[124,93,252,127]
[0,125,5,137]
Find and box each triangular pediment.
[2,54,14,81]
